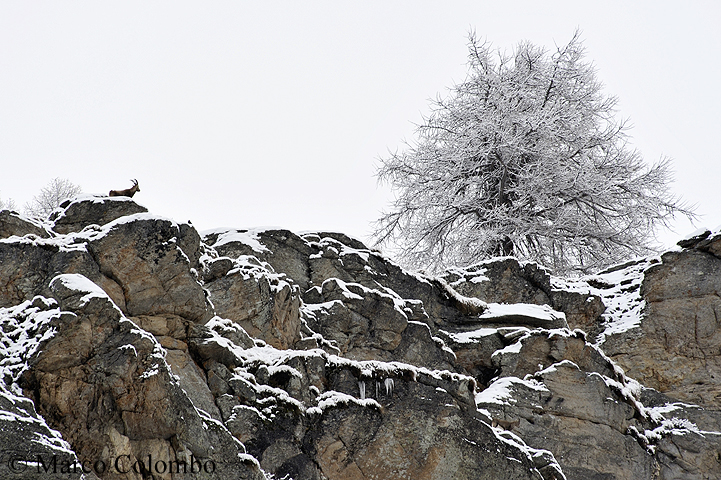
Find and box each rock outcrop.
[1,197,720,479]
[597,230,721,410]
[0,209,50,240]
[49,195,149,235]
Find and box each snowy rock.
[490,329,616,380]
[477,325,721,480]
[0,382,82,480]
[306,379,543,480]
[604,243,721,409]
[204,256,302,349]
[391,320,457,372]
[2,277,266,480]
[2,201,721,479]
[444,257,605,331]
[310,278,408,354]
[438,326,505,386]
[204,228,313,291]
[85,214,212,322]
[477,363,657,480]
[0,209,50,239]
[0,235,126,310]
[49,195,148,234]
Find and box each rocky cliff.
[0,196,719,479]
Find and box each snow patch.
[476,376,548,406]
[581,258,658,345]
[203,227,272,254]
[307,390,381,416]
[442,327,498,344]
[481,303,565,324]
[682,227,711,241]
[50,273,113,308]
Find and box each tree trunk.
[500,235,514,256]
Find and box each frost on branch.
[375,30,694,274]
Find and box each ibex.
[492,418,520,431]
[109,179,140,198]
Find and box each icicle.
[384,378,394,397]
[358,381,366,400]
[376,381,380,398]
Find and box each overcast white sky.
[1,1,719,252]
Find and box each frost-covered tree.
[375,31,694,274]
[0,193,17,211]
[24,178,82,219]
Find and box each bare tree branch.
[24,178,83,219]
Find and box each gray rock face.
[10,275,265,480]
[49,195,148,234]
[479,330,655,480]
[443,258,606,332]
[596,232,721,410]
[1,198,720,479]
[0,381,82,480]
[305,383,543,480]
[0,202,209,323]
[204,228,314,293]
[306,277,409,357]
[635,248,721,408]
[85,214,212,322]
[204,256,302,349]
[0,236,124,310]
[0,209,50,239]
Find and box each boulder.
[86,214,212,322]
[204,256,302,349]
[0,209,50,239]
[0,236,126,310]
[49,195,148,234]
